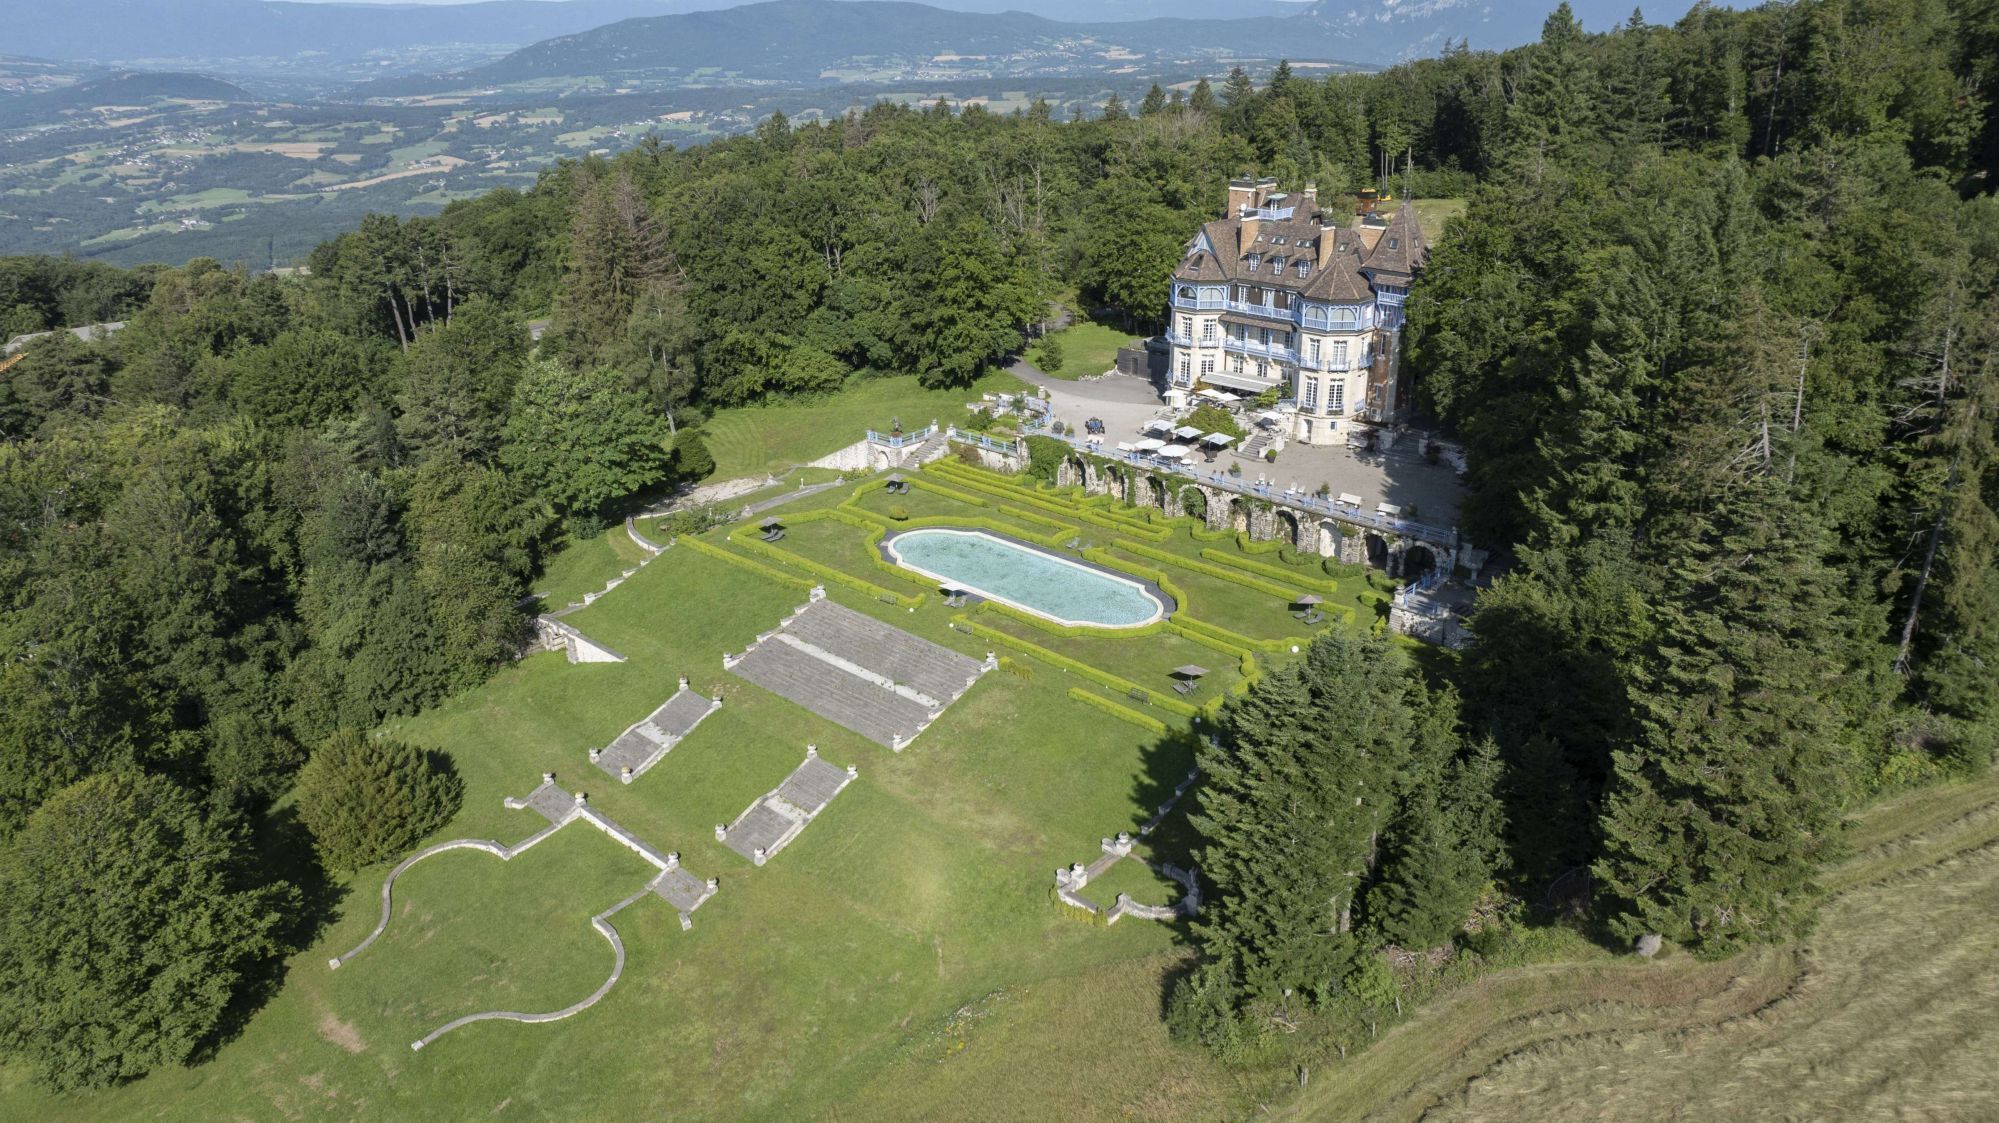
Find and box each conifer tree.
[1140,84,1168,117]
[1100,93,1128,122]
[1188,77,1216,114]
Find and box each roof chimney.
[1227,176,1256,217]
[1254,176,1278,208]
[1238,216,1261,258]
[1302,181,1318,206]
[1317,221,1336,270]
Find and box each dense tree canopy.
[0,773,289,1090]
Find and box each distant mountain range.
[7,0,1710,76]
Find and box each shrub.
[954,441,985,466]
[1263,448,1277,462]
[1034,334,1065,373]
[295,731,464,870]
[888,503,910,521]
[1184,403,1244,440]
[1025,434,1069,482]
[670,430,716,482]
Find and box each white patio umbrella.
[1203,432,1237,446]
[1142,419,1174,434]
[1157,444,1191,459]
[1173,425,1204,440]
[1133,437,1166,451]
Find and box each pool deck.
[878,526,1177,629]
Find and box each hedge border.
[679,535,817,593]
[953,615,1199,717]
[727,525,923,608]
[1067,688,1170,734]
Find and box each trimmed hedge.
[954,615,1199,717]
[1067,688,1170,734]
[727,526,923,607]
[1111,540,1306,602]
[970,597,1170,641]
[928,462,1171,541]
[680,536,817,593]
[1197,548,1343,597]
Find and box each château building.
[1164,176,1425,446]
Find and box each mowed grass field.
[700,372,1027,480]
[1272,769,1999,1123]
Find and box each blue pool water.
[885,529,1166,628]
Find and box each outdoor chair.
[1173,680,1196,696]
[1301,610,1325,625]
[765,529,785,542]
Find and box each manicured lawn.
[1028,318,1141,380]
[531,525,653,611]
[700,372,1026,479]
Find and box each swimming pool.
[884,528,1168,629]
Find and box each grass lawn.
[700,372,1026,480]
[1027,318,1141,380]
[1412,197,1467,244]
[530,525,653,611]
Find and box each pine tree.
[558,168,668,363]
[1140,84,1168,117]
[1506,2,1601,177]
[1100,93,1128,122]
[1595,388,1852,954]
[1188,78,1216,114]
[1182,630,1415,1016]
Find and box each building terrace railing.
[1223,337,1301,364]
[1042,429,1457,547]
[865,425,936,449]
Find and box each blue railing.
[948,428,1020,455]
[1169,294,1226,312]
[1224,337,1300,364]
[866,425,935,449]
[1042,429,1457,547]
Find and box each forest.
[0,0,1995,1093]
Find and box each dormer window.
[1296,261,1311,278]
[1269,257,1286,274]
[1245,254,1261,269]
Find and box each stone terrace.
[717,748,855,866]
[726,597,989,749]
[592,679,722,783]
[780,600,986,703]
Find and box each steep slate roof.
[1170,192,1419,304]
[1359,202,1426,283]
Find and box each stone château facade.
[1164,177,1426,445]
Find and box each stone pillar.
[588,748,601,763]
[573,791,587,805]
[805,744,818,760]
[678,674,690,691]
[665,851,679,869]
[714,824,727,841]
[753,847,767,867]
[846,764,858,778]
[542,772,555,786]
[620,765,633,783]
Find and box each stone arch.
[1275,509,1302,550]
[1139,474,1165,510]
[1229,496,1253,534]
[1364,532,1390,571]
[1317,521,1344,559]
[1059,453,1090,490]
[1178,486,1208,521]
[1403,544,1438,582]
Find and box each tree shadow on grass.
[193,801,349,1065]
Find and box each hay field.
[1276,772,1999,1122]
